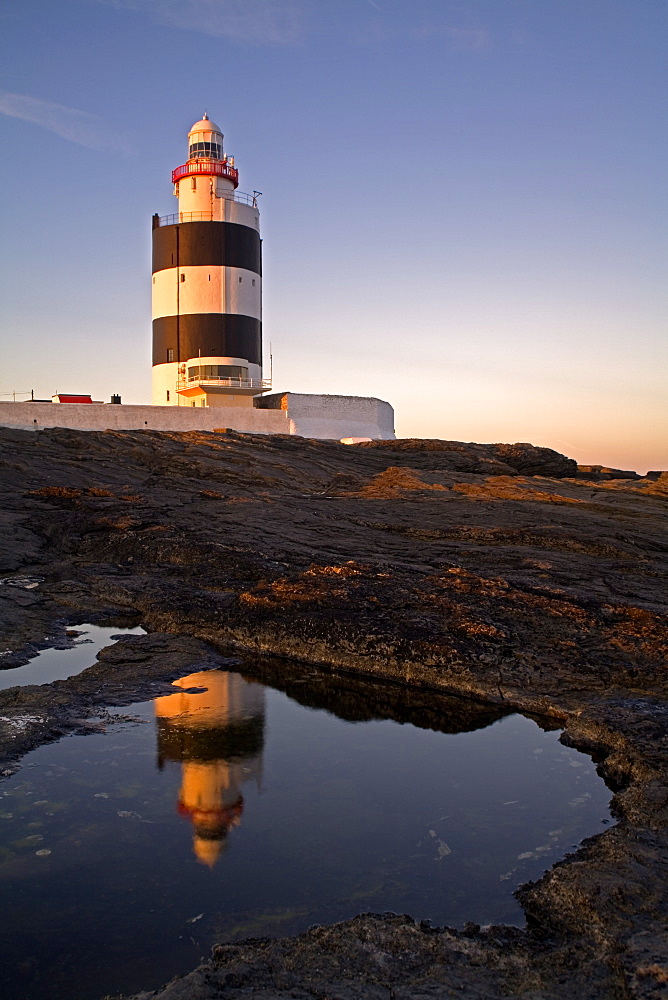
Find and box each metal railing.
[157,195,259,228]
[172,159,239,186]
[176,376,271,391]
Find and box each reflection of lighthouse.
[154,671,265,867]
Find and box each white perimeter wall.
[0,394,396,440]
[0,402,288,435]
[279,393,395,440]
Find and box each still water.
[0,664,612,1000]
[0,623,145,690]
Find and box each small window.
[167,349,174,362]
[192,401,196,407]
[166,390,170,401]
[252,279,256,286]
[208,274,211,281]
[238,276,242,283]
[180,274,186,282]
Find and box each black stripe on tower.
[156,716,264,764]
[152,314,262,366]
[152,221,261,275]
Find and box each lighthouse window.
[189,141,222,160]
[187,365,248,381]
[252,279,256,286]
[180,274,186,282]
[167,349,174,362]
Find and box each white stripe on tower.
[152,267,261,321]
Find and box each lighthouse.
[151,115,269,407]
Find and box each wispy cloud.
[0,91,130,153]
[352,5,491,53]
[98,0,305,45]
[410,24,490,51]
[444,25,490,51]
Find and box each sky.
[0,0,666,473]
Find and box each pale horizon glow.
[0,0,666,473]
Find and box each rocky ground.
[0,426,666,999]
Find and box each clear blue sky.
[1,0,666,472]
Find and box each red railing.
[172,160,239,187]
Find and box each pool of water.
[0,623,146,690]
[0,666,612,1000]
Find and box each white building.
[0,116,395,441]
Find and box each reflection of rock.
[239,658,509,735]
[154,671,264,867]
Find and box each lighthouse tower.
[151,115,268,407]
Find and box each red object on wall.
[53,395,94,404]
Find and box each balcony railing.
[172,159,239,187]
[176,376,271,392]
[156,194,259,228]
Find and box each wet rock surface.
[0,426,666,999]
[0,631,239,770]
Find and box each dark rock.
[0,426,665,1000]
[356,438,579,477]
[578,465,640,480]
